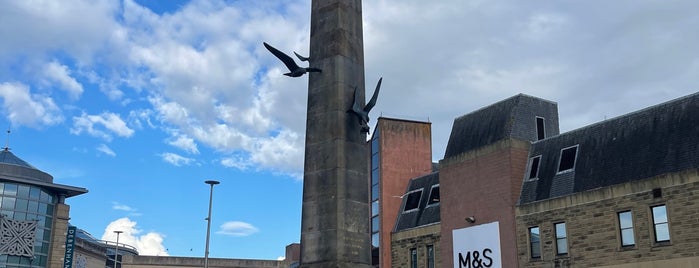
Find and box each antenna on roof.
[4,125,10,151]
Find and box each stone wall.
[391,223,440,268]
[73,236,108,268]
[516,169,699,267]
[49,203,70,268]
[121,255,289,268]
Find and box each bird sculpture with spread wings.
[348,77,382,133]
[263,42,321,77]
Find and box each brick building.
[516,92,699,267]
[386,92,699,267]
[369,117,433,268]
[439,94,559,268]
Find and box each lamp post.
[113,230,122,268]
[204,180,220,268]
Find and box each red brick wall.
[377,118,433,268]
[439,139,530,268]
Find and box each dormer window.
[528,155,541,180]
[427,185,440,206]
[536,117,546,140]
[557,145,579,173]
[402,189,423,212]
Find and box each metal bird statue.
[294,52,310,62]
[263,42,321,77]
[348,77,382,133]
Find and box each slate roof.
[444,94,559,159]
[0,149,53,183]
[394,172,440,232]
[0,149,37,169]
[519,92,699,204]
[0,149,88,197]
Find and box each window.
[651,205,670,242]
[554,222,568,255]
[528,156,541,180]
[4,184,18,196]
[371,152,379,170]
[403,190,422,212]
[427,185,440,206]
[536,117,546,140]
[426,245,435,268]
[0,183,56,268]
[1,197,15,209]
[529,226,541,258]
[370,132,380,199]
[371,233,379,247]
[371,216,379,233]
[410,248,418,268]
[557,145,579,173]
[371,184,379,201]
[371,132,379,153]
[371,167,379,186]
[618,211,635,246]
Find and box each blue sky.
[1,0,698,260]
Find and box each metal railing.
[101,239,139,255]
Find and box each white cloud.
[122,1,310,176]
[248,130,302,175]
[84,70,125,101]
[42,61,84,99]
[128,109,156,130]
[0,82,63,127]
[1,0,311,176]
[111,201,142,216]
[0,0,120,62]
[361,0,699,160]
[220,155,252,170]
[97,144,116,157]
[148,96,191,127]
[101,217,168,256]
[71,112,135,141]
[160,152,195,166]
[112,202,134,212]
[216,221,259,237]
[167,134,199,154]
[3,0,699,178]
[520,13,568,41]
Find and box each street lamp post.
[204,180,220,268]
[113,230,122,268]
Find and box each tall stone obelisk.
[300,1,371,267]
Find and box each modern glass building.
[0,148,87,268]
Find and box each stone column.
[300,1,371,267]
[49,203,70,268]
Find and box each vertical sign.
[452,221,502,268]
[64,226,77,268]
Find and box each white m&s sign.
[452,221,502,268]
